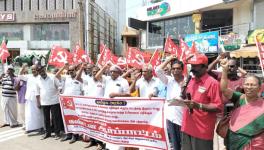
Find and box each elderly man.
[95,64,130,98]
[18,64,44,133]
[36,66,63,140]
[95,63,130,150]
[130,64,161,98]
[0,65,19,128]
[55,64,83,143]
[170,53,223,150]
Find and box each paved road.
[0,100,97,150]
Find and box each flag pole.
[148,49,158,65]
[96,44,106,66]
[255,35,264,77]
[162,34,169,61]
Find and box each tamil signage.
[185,31,219,53]
[0,13,15,22]
[147,2,170,16]
[34,12,77,20]
[60,96,168,150]
[220,33,242,51]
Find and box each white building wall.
[94,0,126,54]
[233,0,252,26]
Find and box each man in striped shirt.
[0,65,19,128]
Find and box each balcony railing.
[201,23,251,36]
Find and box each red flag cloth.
[73,44,93,64]
[164,36,181,58]
[256,37,264,75]
[179,38,190,62]
[126,47,151,69]
[149,49,162,76]
[97,46,112,66]
[149,49,162,70]
[48,45,73,67]
[111,55,127,68]
[0,40,10,63]
[99,43,105,54]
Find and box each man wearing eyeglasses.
[208,54,247,103]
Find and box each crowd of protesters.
[0,51,264,150]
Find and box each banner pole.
[255,35,264,77]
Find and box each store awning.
[121,26,139,37]
[229,46,258,58]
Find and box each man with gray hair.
[130,64,161,98]
[95,63,130,150]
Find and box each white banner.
[59,96,168,150]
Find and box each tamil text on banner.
[60,96,168,150]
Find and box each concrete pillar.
[65,0,72,10]
[0,1,5,11]
[23,0,30,11]
[192,13,202,34]
[56,0,64,10]
[39,0,47,10]
[31,0,39,10]
[122,36,127,56]
[6,0,13,11]
[48,0,55,10]
[15,0,22,11]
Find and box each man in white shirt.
[18,64,44,133]
[76,64,105,97]
[36,66,63,140]
[55,64,83,143]
[75,64,105,149]
[96,64,130,98]
[95,64,130,150]
[130,64,161,98]
[155,56,185,150]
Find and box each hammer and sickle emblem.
[53,51,68,63]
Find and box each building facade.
[0,0,126,61]
[85,0,126,60]
[130,0,258,50]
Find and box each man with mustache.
[171,53,223,150]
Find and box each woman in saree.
[220,59,264,150]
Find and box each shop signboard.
[147,1,170,17]
[220,33,242,51]
[0,13,15,22]
[247,29,264,44]
[184,31,219,53]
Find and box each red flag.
[126,47,151,69]
[97,46,112,66]
[0,40,10,63]
[48,45,73,67]
[73,44,93,64]
[99,43,105,54]
[179,38,190,62]
[149,49,162,70]
[111,55,127,68]
[164,36,181,58]
[256,36,264,76]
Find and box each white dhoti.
[1,96,19,126]
[25,99,44,131]
[18,103,25,125]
